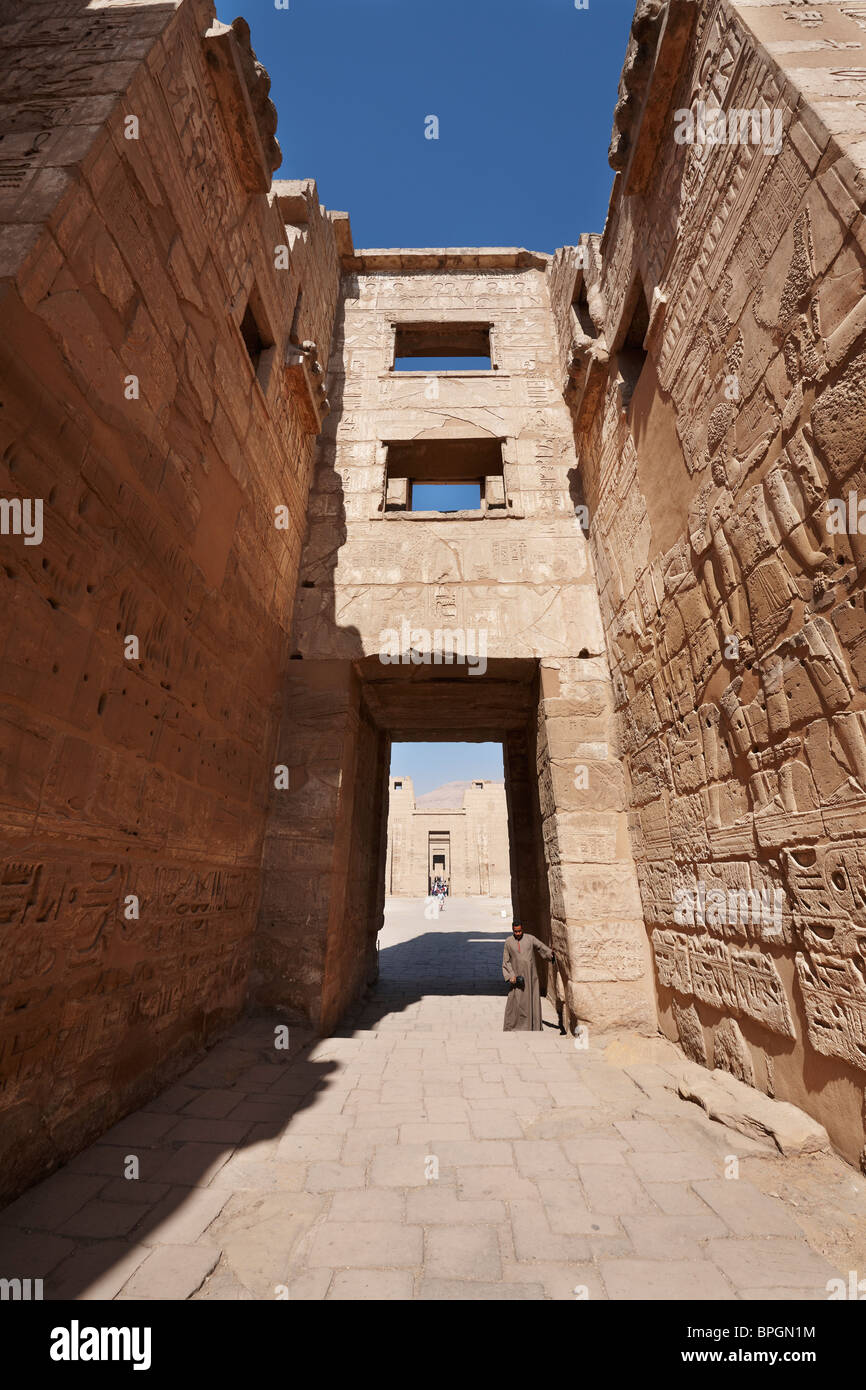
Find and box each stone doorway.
[428,838,449,894]
[253,659,557,1036]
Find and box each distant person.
[502,920,554,1031]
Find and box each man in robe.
[502,920,554,1031]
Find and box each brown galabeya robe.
[502,931,553,1031]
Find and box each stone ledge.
[273,178,319,225]
[285,341,330,433]
[343,248,551,273]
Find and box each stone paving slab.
[2,897,864,1301]
[116,1245,219,1300]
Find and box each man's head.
[512,920,523,939]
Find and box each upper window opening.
[395,356,492,372]
[392,322,493,372]
[624,284,650,351]
[572,280,598,340]
[289,288,303,346]
[241,303,266,367]
[239,283,274,379]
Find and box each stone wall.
[254,253,654,1038]
[6,0,865,1196]
[0,0,342,1198]
[552,0,866,1165]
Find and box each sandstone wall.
[257,255,655,1036]
[553,0,866,1164]
[0,0,342,1198]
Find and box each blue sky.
[218,0,637,253]
[390,742,505,796]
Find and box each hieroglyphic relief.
[551,0,866,1153]
[796,952,866,1067]
[651,928,795,1038]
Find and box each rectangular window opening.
[383,438,505,515]
[289,288,303,346]
[572,279,598,340]
[411,482,481,512]
[240,303,266,367]
[392,322,493,372]
[239,283,275,383]
[394,356,492,372]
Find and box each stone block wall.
[8,0,865,1193]
[256,252,655,1039]
[537,657,655,1033]
[553,0,866,1164]
[0,0,342,1198]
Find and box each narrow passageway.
[2,897,863,1301]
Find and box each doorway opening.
[386,740,510,899]
[429,839,449,894]
[373,736,545,1023]
[255,660,555,1035]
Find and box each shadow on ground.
[0,918,562,1298]
[338,927,565,1034]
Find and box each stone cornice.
[342,248,550,274]
[609,0,699,195]
[204,16,281,194]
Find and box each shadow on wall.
[289,278,366,663]
[252,279,376,1030]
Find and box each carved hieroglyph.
[553,0,866,1163]
[2,0,866,1197]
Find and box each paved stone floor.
[2,897,865,1300]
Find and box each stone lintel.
[272,178,319,225]
[566,349,610,435]
[329,209,354,258]
[285,341,330,433]
[342,248,551,274]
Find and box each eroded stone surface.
[0,0,342,1202]
[678,1065,832,1156]
[550,0,866,1166]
